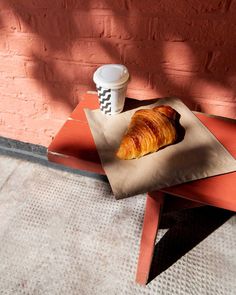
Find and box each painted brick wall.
[0,0,236,146]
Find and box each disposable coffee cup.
[93,64,129,115]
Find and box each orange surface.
[69,93,99,122]
[48,93,104,175]
[48,92,236,211]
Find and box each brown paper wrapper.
[85,98,236,199]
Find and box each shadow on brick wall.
[1,0,236,117]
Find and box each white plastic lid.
[93,64,129,89]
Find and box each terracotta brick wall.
[0,0,236,146]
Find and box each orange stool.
[48,92,236,285]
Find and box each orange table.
[48,92,236,285]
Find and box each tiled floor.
[0,152,235,294]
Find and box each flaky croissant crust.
[116,105,177,160]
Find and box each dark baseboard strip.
[0,136,46,157]
[0,136,108,183]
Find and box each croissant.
[116,105,178,160]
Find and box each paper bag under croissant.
[85,98,236,199]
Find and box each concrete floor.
[0,150,235,294]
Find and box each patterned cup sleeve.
[96,86,112,115]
